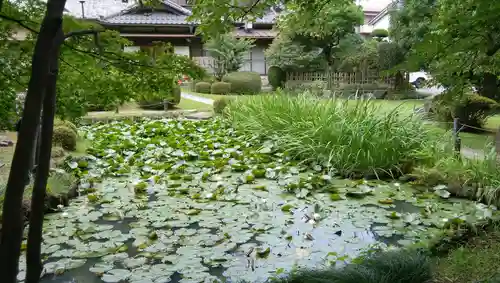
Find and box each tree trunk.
[0,0,66,282]
[25,28,63,283]
[394,71,406,91]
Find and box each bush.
[454,94,498,131]
[431,93,498,131]
[190,76,217,92]
[226,91,436,177]
[268,66,286,90]
[222,71,262,95]
[195,82,212,94]
[286,81,328,97]
[210,82,231,95]
[337,83,390,99]
[137,86,181,110]
[53,126,77,151]
[372,28,389,38]
[272,249,431,283]
[171,86,181,106]
[213,97,233,114]
[54,119,78,136]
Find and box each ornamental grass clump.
[269,249,432,283]
[226,91,438,177]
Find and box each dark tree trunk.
[478,72,500,101]
[394,71,406,91]
[25,28,63,283]
[0,0,66,282]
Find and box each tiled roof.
[64,0,135,19]
[233,28,277,38]
[102,12,193,25]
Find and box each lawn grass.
[176,97,212,111]
[433,226,500,283]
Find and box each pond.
[18,118,497,283]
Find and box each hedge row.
[193,71,262,95]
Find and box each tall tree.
[0,1,67,282]
[205,33,254,80]
[277,0,363,69]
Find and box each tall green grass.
[226,92,440,177]
[271,249,432,283]
[415,147,500,206]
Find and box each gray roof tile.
[103,12,193,25]
[64,0,135,19]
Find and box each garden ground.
[0,133,88,220]
[432,225,500,283]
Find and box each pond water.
[17,118,497,283]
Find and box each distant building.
[61,0,395,74]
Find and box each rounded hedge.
[267,66,286,90]
[211,82,231,95]
[195,82,212,94]
[54,119,78,136]
[222,71,262,95]
[53,126,77,151]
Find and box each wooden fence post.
[453,118,461,156]
[496,127,500,161]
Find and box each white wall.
[372,13,391,31]
[357,0,393,11]
[123,46,140,53]
[174,46,190,57]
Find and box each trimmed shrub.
[372,28,389,38]
[213,97,233,114]
[222,71,262,95]
[195,82,212,94]
[454,94,498,131]
[54,119,78,136]
[431,92,498,131]
[211,82,231,95]
[190,76,216,91]
[53,126,77,151]
[268,66,286,90]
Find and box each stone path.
[181,92,214,105]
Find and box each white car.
[409,71,430,89]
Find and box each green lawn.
[433,225,500,283]
[177,97,212,111]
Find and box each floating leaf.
[256,247,271,258]
[281,204,294,212]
